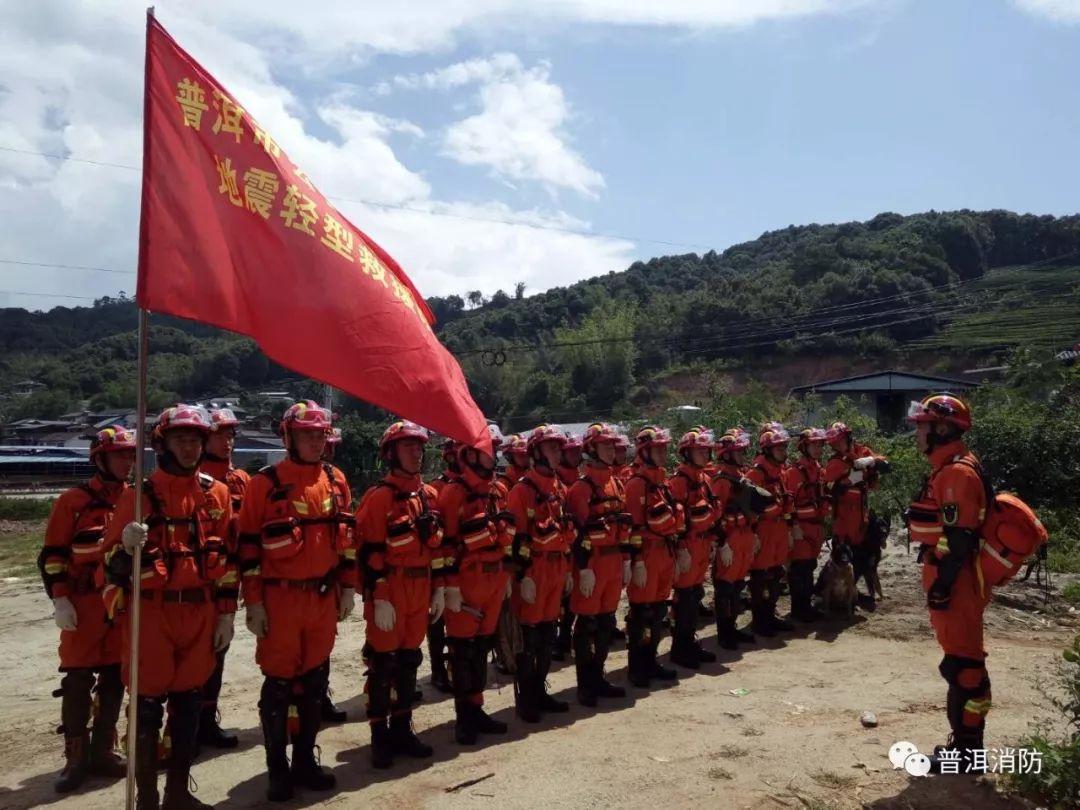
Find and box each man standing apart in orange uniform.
[906,394,993,772]
[237,401,353,801]
[104,406,234,810]
[624,426,682,688]
[40,426,136,794]
[356,421,444,769]
[785,428,829,623]
[666,428,719,670]
[822,422,889,608]
[508,424,573,722]
[439,425,513,743]
[566,422,630,706]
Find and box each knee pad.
[396,647,424,671]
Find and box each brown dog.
[818,544,857,617]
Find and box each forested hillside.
[2,209,1077,425]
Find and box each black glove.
[927,578,952,611]
[415,513,437,542]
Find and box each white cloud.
[1011,0,1080,22]
[0,0,872,310]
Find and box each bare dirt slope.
[1,541,1076,810]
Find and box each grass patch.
[707,766,733,781]
[1063,582,1080,609]
[741,727,764,738]
[0,521,44,578]
[809,770,858,790]
[714,744,749,759]
[0,497,54,521]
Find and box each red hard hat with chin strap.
[907,393,973,432]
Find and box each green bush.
[1063,582,1080,608]
[0,498,54,521]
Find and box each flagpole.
[126,9,154,808]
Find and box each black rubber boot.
[749,570,775,637]
[514,625,541,723]
[649,602,678,681]
[56,669,93,793]
[471,636,507,734]
[89,666,127,779]
[451,639,478,744]
[162,690,212,810]
[714,581,738,650]
[198,650,237,749]
[574,615,599,706]
[594,614,626,697]
[552,597,573,662]
[670,588,700,670]
[767,566,794,631]
[390,649,433,759]
[259,677,293,802]
[366,652,395,769]
[428,617,453,694]
[536,622,569,713]
[135,697,164,810]
[291,664,336,791]
[627,604,652,688]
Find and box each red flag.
[136,15,490,452]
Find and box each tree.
[515,282,526,299]
[466,291,485,309]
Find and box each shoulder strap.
[945,456,995,513]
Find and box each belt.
[384,565,430,578]
[142,587,209,604]
[262,576,328,591]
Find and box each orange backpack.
[953,459,1049,588]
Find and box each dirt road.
[1,542,1075,810]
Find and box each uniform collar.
[928,439,969,472]
[385,468,422,491]
[583,463,613,486]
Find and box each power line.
[0,258,135,275]
[0,289,101,301]
[0,144,713,251]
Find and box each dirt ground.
[1,539,1076,810]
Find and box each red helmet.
[678,428,714,453]
[487,423,505,453]
[153,404,212,441]
[583,422,619,454]
[796,427,827,452]
[716,430,750,457]
[760,421,786,435]
[380,420,430,455]
[758,427,791,449]
[613,432,630,450]
[326,427,342,446]
[907,393,973,432]
[501,433,528,459]
[825,421,852,447]
[634,425,671,450]
[90,425,138,461]
[280,400,332,434]
[209,408,240,432]
[526,423,567,451]
[562,432,583,452]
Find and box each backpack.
[952,459,1049,588]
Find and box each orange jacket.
[355,470,442,599]
[822,443,884,523]
[785,457,828,524]
[624,463,684,559]
[708,461,753,535]
[667,463,718,546]
[438,470,514,581]
[910,440,986,556]
[746,455,791,524]
[237,459,355,605]
[202,457,250,552]
[40,476,128,599]
[428,469,460,497]
[496,463,528,492]
[103,468,235,614]
[566,464,628,566]
[557,464,580,488]
[508,468,569,572]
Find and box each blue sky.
[1,0,1078,308]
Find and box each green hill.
[1,209,1077,425]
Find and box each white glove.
[847,470,865,484]
[676,548,692,575]
[752,534,762,556]
[520,576,537,605]
[564,572,574,596]
[338,587,356,622]
[374,598,396,632]
[854,456,876,470]
[245,603,268,638]
[445,586,463,613]
[631,561,648,589]
[429,586,445,623]
[622,560,632,587]
[719,544,734,568]
[53,596,77,631]
[213,613,235,652]
[578,568,596,598]
[121,522,148,553]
